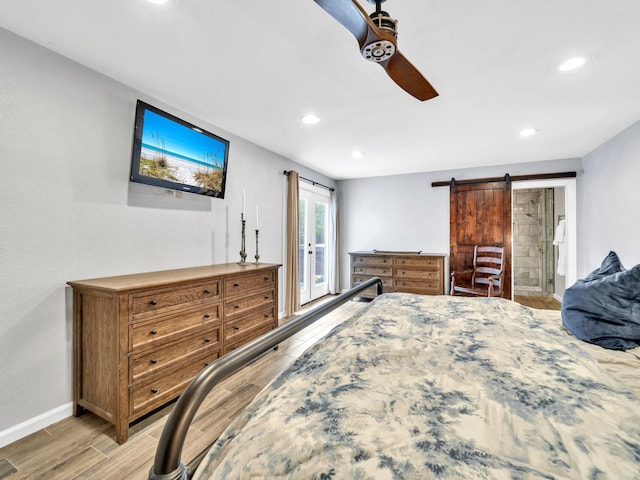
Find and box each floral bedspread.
[194,293,640,479]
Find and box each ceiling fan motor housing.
[369,10,397,38]
[362,9,398,63]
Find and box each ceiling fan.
[313,0,438,101]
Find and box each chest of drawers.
[68,263,279,443]
[350,251,445,298]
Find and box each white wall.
[580,119,640,271]
[338,158,582,291]
[0,27,333,444]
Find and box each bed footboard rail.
[149,277,383,480]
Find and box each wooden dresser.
[349,251,446,298]
[68,263,279,443]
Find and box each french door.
[299,184,330,304]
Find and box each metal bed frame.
[149,277,383,480]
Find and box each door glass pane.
[298,199,307,289]
[314,201,327,286]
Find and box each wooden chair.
[450,245,505,297]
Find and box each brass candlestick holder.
[254,229,261,264]
[238,213,249,265]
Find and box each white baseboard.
[0,403,73,448]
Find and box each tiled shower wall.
[513,189,554,296]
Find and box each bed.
[149,278,640,479]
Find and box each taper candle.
[242,189,245,215]
[256,206,259,229]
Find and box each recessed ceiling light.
[301,114,320,125]
[519,128,537,137]
[558,56,588,72]
[148,0,168,4]
[351,150,363,159]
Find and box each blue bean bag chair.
[561,251,640,350]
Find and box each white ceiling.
[1,0,639,180]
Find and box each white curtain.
[328,189,340,294]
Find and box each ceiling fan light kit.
[314,0,438,101]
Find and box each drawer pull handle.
[150,300,158,306]
[264,276,270,281]
[204,289,211,294]
[264,314,270,318]
[204,313,210,318]
[204,337,210,343]
[233,283,240,287]
[150,358,158,364]
[234,304,240,309]
[151,388,158,394]
[205,362,211,367]
[150,329,157,335]
[264,295,270,300]
[233,326,240,331]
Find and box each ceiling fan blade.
[313,0,369,44]
[382,51,439,101]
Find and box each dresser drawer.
[129,351,217,417]
[131,280,220,317]
[129,326,221,383]
[395,269,440,280]
[224,306,276,345]
[224,321,275,355]
[352,266,392,277]
[395,256,441,268]
[225,271,275,298]
[352,275,393,290]
[130,304,220,351]
[395,279,440,293]
[352,255,392,267]
[224,289,275,320]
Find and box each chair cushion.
[561,252,640,350]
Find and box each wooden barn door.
[450,179,513,299]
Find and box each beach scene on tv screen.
[139,109,226,192]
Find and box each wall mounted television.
[130,100,229,198]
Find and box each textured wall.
[580,120,640,270]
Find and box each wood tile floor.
[0,294,559,479]
[514,295,562,311]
